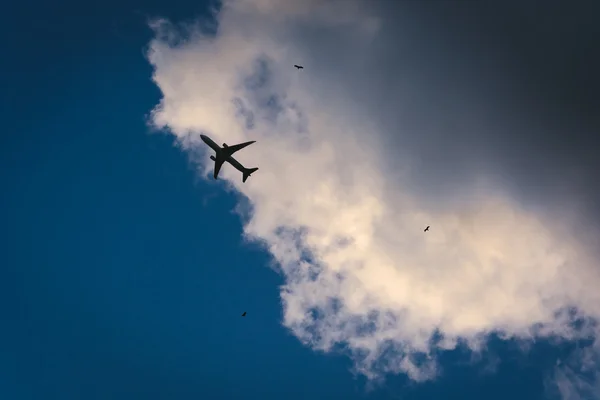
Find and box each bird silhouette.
[424,226,430,232]
[294,64,304,70]
[241,312,246,317]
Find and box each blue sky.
[2,0,599,399]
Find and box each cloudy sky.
[3,0,599,399]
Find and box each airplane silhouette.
[241,312,247,317]
[200,134,259,182]
[294,64,304,70]
[424,226,430,232]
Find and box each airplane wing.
[213,157,225,179]
[223,140,256,156]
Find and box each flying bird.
[241,312,246,317]
[424,226,430,232]
[294,64,304,70]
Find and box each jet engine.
[222,143,228,147]
[210,155,216,161]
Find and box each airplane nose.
[200,134,208,142]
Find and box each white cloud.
[146,0,600,387]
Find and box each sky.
[2,0,600,399]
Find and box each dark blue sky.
[1,0,595,399]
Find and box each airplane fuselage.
[200,134,247,173]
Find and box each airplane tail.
[242,167,259,183]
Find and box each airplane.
[294,64,304,70]
[241,312,246,317]
[200,134,259,182]
[424,226,430,232]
